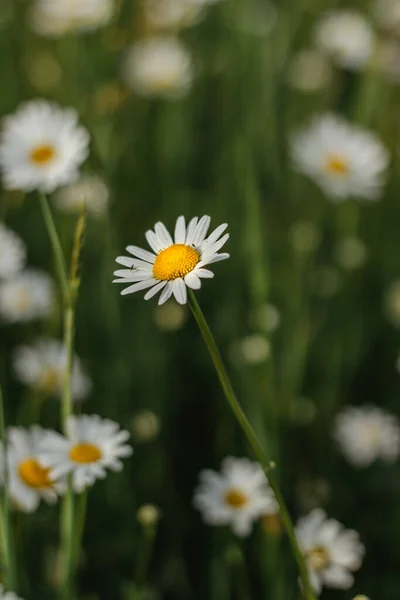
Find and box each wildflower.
[0,100,90,192]
[0,269,55,323]
[291,114,389,200]
[122,37,193,98]
[29,0,115,37]
[193,457,278,537]
[53,174,109,217]
[154,301,187,331]
[39,415,133,492]
[5,426,65,512]
[296,509,365,594]
[333,405,400,467]
[142,0,204,31]
[137,504,161,526]
[131,410,161,443]
[231,334,271,365]
[373,0,400,35]
[13,338,91,401]
[113,215,229,305]
[0,585,24,600]
[335,237,368,271]
[287,49,332,92]
[0,225,26,279]
[289,221,321,254]
[314,11,375,71]
[250,303,280,333]
[385,279,400,326]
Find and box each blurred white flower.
[250,303,280,333]
[291,114,389,201]
[143,0,204,31]
[384,279,400,326]
[0,100,90,192]
[333,405,400,467]
[373,0,400,35]
[122,37,193,98]
[193,457,278,537]
[0,269,55,323]
[13,338,91,401]
[0,585,24,600]
[0,224,26,279]
[314,11,375,71]
[5,426,65,512]
[373,39,400,83]
[53,175,109,217]
[137,503,161,526]
[289,221,321,254]
[30,0,115,37]
[232,334,271,365]
[154,301,187,331]
[131,410,161,443]
[296,509,365,594]
[39,414,133,492]
[287,49,332,92]
[334,237,368,271]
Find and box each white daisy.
[193,457,278,537]
[291,114,389,201]
[286,49,332,93]
[314,11,375,71]
[385,279,400,327]
[5,426,65,513]
[295,509,365,594]
[0,585,24,600]
[142,0,204,31]
[0,269,55,323]
[334,237,368,271]
[39,414,133,492]
[29,0,115,37]
[333,405,400,467]
[13,338,91,401]
[52,174,109,217]
[113,215,229,305]
[0,224,26,279]
[373,0,400,35]
[122,37,193,98]
[0,100,90,193]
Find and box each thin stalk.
[0,383,15,590]
[188,291,315,600]
[72,491,87,571]
[134,521,158,588]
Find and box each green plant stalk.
[0,383,16,590]
[72,491,88,571]
[188,291,315,600]
[134,522,158,588]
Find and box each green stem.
[0,383,16,590]
[72,491,87,571]
[188,291,315,600]
[134,522,158,588]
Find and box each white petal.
[193,216,211,246]
[185,217,199,245]
[145,230,163,253]
[174,216,186,243]
[154,222,173,247]
[185,271,201,289]
[126,245,155,263]
[195,268,214,279]
[158,281,173,305]
[204,233,229,255]
[115,256,136,267]
[201,223,228,248]
[144,280,167,300]
[172,278,187,304]
[121,278,158,296]
[200,253,230,266]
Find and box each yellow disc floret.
[30,144,56,165]
[152,243,200,281]
[69,443,102,464]
[305,546,330,571]
[224,488,248,509]
[18,458,52,489]
[325,153,349,176]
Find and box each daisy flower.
[0,585,24,600]
[29,0,115,37]
[0,100,90,192]
[291,114,389,201]
[13,338,91,401]
[5,426,65,512]
[0,269,55,323]
[122,37,193,98]
[314,10,375,71]
[193,457,278,537]
[0,225,26,279]
[333,405,400,467]
[52,174,109,217]
[143,0,204,31]
[373,0,400,35]
[113,215,229,305]
[295,509,365,594]
[39,415,133,492]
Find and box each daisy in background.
[291,114,389,201]
[122,37,193,98]
[333,405,400,467]
[373,0,400,36]
[193,457,278,537]
[13,338,91,401]
[29,0,115,37]
[0,225,26,279]
[314,11,375,71]
[52,174,109,217]
[142,0,204,31]
[0,100,90,192]
[296,509,365,594]
[113,215,229,305]
[0,269,55,323]
[5,426,65,512]
[39,415,133,492]
[0,586,24,600]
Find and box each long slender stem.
[188,291,315,600]
[0,383,16,590]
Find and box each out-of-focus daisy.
[291,114,389,201]
[333,405,400,467]
[29,0,115,37]
[122,37,193,98]
[384,279,400,326]
[39,415,133,492]
[334,237,368,271]
[13,338,91,401]
[373,0,400,35]
[154,301,187,331]
[231,334,271,365]
[373,39,400,84]
[131,410,161,443]
[314,11,375,71]
[0,585,24,600]
[286,49,332,92]
[250,303,280,333]
[0,269,55,323]
[296,509,365,594]
[0,100,90,192]
[193,457,278,537]
[52,174,109,217]
[0,225,26,279]
[6,426,65,512]
[142,0,204,31]
[113,215,229,305]
[289,221,321,255]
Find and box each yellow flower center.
[224,488,248,509]
[305,546,330,571]
[41,367,62,394]
[152,243,200,281]
[18,458,52,489]
[29,144,56,165]
[325,153,349,176]
[69,443,102,464]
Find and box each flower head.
[0,100,90,192]
[333,405,400,467]
[39,415,133,492]
[29,0,115,36]
[52,174,109,217]
[0,225,26,279]
[193,457,278,537]
[0,269,55,323]
[113,215,229,304]
[143,0,204,31]
[0,585,24,600]
[296,509,365,594]
[291,114,389,200]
